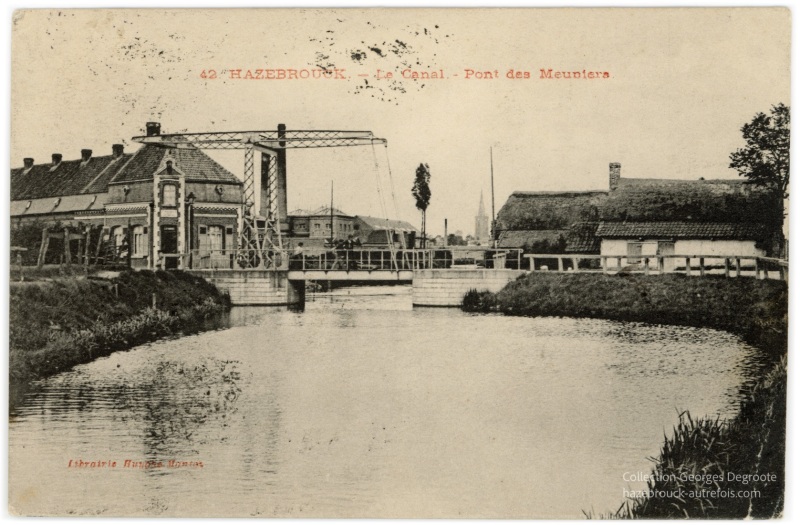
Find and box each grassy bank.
[463,273,787,351]
[462,273,787,518]
[607,356,786,519]
[10,270,231,391]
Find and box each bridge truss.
[133,125,388,270]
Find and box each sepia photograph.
[6,5,792,519]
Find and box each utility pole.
[490,147,497,249]
[444,218,448,247]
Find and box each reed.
[602,356,786,519]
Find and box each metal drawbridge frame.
[133,125,387,270]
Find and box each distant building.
[286,207,417,249]
[353,216,417,248]
[474,191,490,244]
[287,206,356,248]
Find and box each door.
[161,225,178,269]
[657,241,676,272]
[626,242,642,265]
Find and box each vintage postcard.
[7,7,791,519]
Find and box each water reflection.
[9,285,767,517]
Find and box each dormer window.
[162,184,177,207]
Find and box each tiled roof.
[308,206,351,217]
[110,145,240,184]
[595,221,767,240]
[355,215,417,232]
[10,154,133,200]
[565,222,601,253]
[11,144,240,202]
[10,193,108,216]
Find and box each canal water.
[9,286,766,518]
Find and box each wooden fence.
[524,254,788,282]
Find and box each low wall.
[189,270,304,306]
[412,269,526,306]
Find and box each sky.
[10,7,791,236]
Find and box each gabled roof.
[595,221,766,240]
[109,145,240,184]
[11,144,241,202]
[308,206,350,217]
[355,215,417,232]
[11,154,133,200]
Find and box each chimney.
[23,158,33,170]
[81,149,92,162]
[609,162,621,191]
[112,144,124,158]
[51,153,62,167]
[146,122,161,137]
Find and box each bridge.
[182,246,787,306]
[130,125,787,307]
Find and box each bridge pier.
[412,269,526,306]
[189,269,304,307]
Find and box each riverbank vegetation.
[10,270,231,392]
[462,273,787,351]
[462,273,787,518]
[606,356,786,519]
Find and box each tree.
[730,103,790,199]
[412,163,432,248]
[729,103,790,255]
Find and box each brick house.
[10,122,244,269]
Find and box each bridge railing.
[183,247,526,271]
[289,248,523,271]
[523,253,788,282]
[185,248,287,270]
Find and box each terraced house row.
[10,123,244,269]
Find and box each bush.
[462,288,497,313]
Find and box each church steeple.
[475,190,489,243]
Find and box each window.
[208,226,224,252]
[109,226,127,259]
[132,226,148,257]
[162,184,177,207]
[111,226,125,249]
[201,225,225,254]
